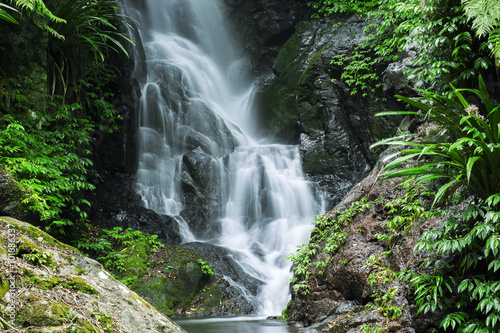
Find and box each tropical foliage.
[0,0,131,236]
[373,76,500,204]
[372,76,500,332]
[306,0,499,94]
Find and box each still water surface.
[174,316,299,333]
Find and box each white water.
[121,0,325,315]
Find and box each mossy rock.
[15,295,70,327]
[64,276,99,295]
[124,244,219,316]
[0,173,40,223]
[0,217,79,253]
[0,273,9,298]
[274,21,317,90]
[252,77,300,143]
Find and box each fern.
[489,28,500,66]
[462,0,500,63]
[462,0,500,37]
[11,0,66,24]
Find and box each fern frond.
[12,0,66,24]
[489,28,500,66]
[462,0,500,37]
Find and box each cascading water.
[121,0,326,315]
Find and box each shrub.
[375,76,500,332]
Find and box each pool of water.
[173,316,299,333]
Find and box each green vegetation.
[374,185,432,248]
[307,0,499,95]
[287,198,370,295]
[373,76,500,204]
[77,226,164,278]
[289,68,500,332]
[198,259,215,277]
[0,0,131,237]
[372,76,500,332]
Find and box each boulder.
[0,217,185,332]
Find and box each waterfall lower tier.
[121,0,325,315]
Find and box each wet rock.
[180,152,227,239]
[251,15,403,209]
[0,169,40,224]
[223,0,308,76]
[0,217,185,333]
[182,241,266,314]
[87,172,182,245]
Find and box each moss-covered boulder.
[82,226,244,317]
[125,245,223,317]
[0,217,185,332]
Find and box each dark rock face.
[88,172,182,245]
[182,241,265,314]
[180,152,228,239]
[0,168,40,224]
[223,0,309,77]
[249,15,403,207]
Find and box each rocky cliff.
[286,147,447,333]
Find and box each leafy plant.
[288,198,370,295]
[77,227,164,276]
[197,259,215,277]
[0,106,96,233]
[376,76,500,332]
[462,0,500,65]
[330,47,383,96]
[0,2,19,24]
[307,0,497,94]
[375,184,431,247]
[373,75,500,206]
[22,249,53,266]
[363,254,404,324]
[0,0,66,37]
[46,0,133,103]
[402,195,500,332]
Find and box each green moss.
[16,297,70,327]
[199,283,222,309]
[0,180,36,221]
[274,22,315,89]
[22,270,99,295]
[299,45,326,86]
[66,276,98,295]
[76,267,86,275]
[0,273,9,298]
[120,245,221,316]
[253,78,300,143]
[6,220,79,253]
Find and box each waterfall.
[121,0,325,315]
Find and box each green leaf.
[0,4,19,24]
